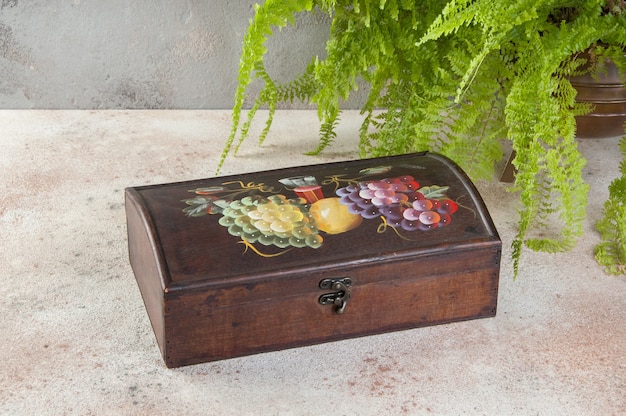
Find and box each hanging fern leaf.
[222,0,626,276]
[595,137,626,274]
[218,0,315,171]
[306,106,340,155]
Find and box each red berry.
[439,213,452,226]
[405,181,420,191]
[438,199,458,214]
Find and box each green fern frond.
[223,0,626,276]
[275,61,319,104]
[417,0,480,42]
[595,137,626,274]
[217,0,315,173]
[235,62,278,154]
[306,107,340,155]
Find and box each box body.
[126,152,501,367]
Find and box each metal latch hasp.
[318,277,352,315]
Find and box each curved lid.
[130,152,499,289]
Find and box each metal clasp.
[319,277,352,315]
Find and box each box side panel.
[125,189,167,358]
[163,244,500,367]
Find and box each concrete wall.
[0,0,331,109]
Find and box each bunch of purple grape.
[335,175,458,231]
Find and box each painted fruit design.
[309,197,363,234]
[334,175,457,231]
[182,171,458,255]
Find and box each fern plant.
[220,0,626,277]
[596,136,626,273]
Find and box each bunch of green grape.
[217,194,324,249]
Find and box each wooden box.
[125,152,501,368]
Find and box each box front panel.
[163,244,500,367]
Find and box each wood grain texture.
[125,152,501,367]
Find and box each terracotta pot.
[571,59,626,138]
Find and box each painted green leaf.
[182,204,211,217]
[418,185,449,199]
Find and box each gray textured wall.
[0,0,331,109]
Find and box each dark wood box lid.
[125,152,500,291]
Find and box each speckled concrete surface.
[1,110,625,415]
